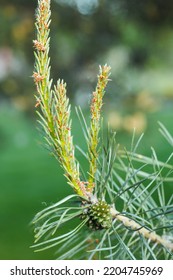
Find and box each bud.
[82,200,112,230]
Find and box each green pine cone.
[82,200,112,230]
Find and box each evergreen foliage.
[32,0,173,259]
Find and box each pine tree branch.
[110,207,173,252]
[32,0,173,260]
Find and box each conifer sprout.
[32,0,173,259]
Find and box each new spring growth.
[33,0,88,198]
[53,80,88,197]
[87,65,111,193]
[32,0,110,199]
[33,0,111,199]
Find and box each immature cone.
[83,200,112,230]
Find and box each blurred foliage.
[1,0,173,110]
[0,0,173,259]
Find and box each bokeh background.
[0,0,173,259]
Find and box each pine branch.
[32,0,173,260]
[110,207,173,252]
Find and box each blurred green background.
[0,0,173,259]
